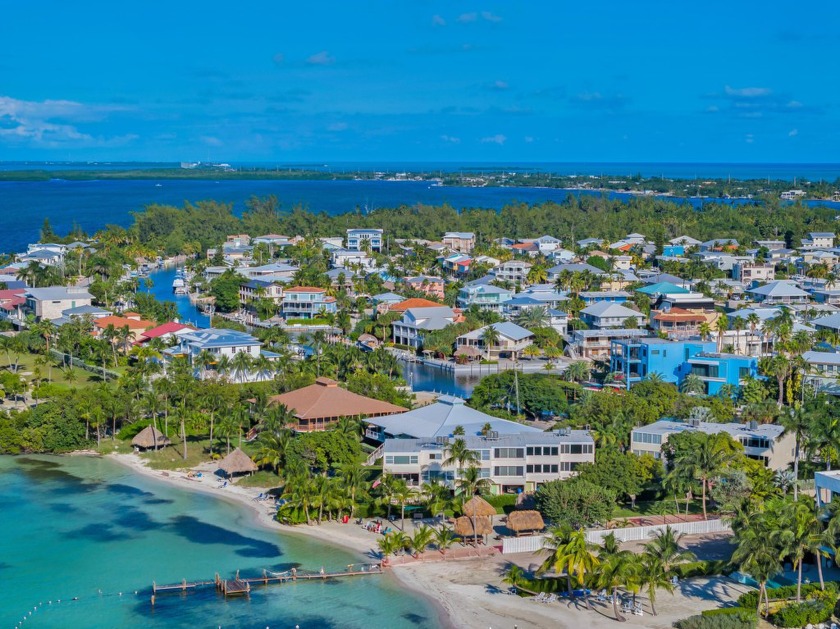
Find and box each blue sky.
[1,1,837,163]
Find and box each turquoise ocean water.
[0,455,441,629]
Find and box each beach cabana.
[217,447,258,478]
[506,510,545,536]
[462,496,496,518]
[453,515,492,544]
[131,425,171,451]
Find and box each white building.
[25,286,93,321]
[630,418,794,469]
[346,228,383,252]
[392,306,458,349]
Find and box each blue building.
[610,338,716,390]
[686,353,759,395]
[579,290,630,305]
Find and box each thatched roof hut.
[217,447,258,477]
[453,515,493,538]
[506,510,545,536]
[131,425,171,450]
[454,346,480,359]
[462,495,497,518]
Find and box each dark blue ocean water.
[2,177,839,255]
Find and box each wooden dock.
[150,564,383,605]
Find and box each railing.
[365,444,385,466]
[501,518,731,554]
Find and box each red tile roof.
[389,297,444,312]
[94,315,155,330]
[138,322,196,340]
[285,286,326,293]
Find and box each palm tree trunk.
[181,417,188,460]
[793,438,800,502]
[612,587,625,622]
[797,561,802,602]
[701,478,707,520]
[209,412,215,452]
[816,554,825,590]
[757,583,765,616]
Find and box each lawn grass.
[236,470,282,489]
[613,499,704,518]
[1,352,99,389]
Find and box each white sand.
[106,452,750,629]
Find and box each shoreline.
[103,452,454,628]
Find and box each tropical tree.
[680,374,705,396]
[672,435,735,519]
[596,533,638,621]
[640,527,695,615]
[433,526,457,556]
[780,407,811,500]
[480,325,501,361]
[409,524,435,557]
[539,524,598,605]
[565,360,591,383]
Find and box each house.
[319,237,345,251]
[520,235,562,255]
[239,280,284,307]
[380,430,595,492]
[802,351,840,390]
[579,302,641,329]
[252,234,295,249]
[510,242,540,257]
[242,262,298,280]
[631,419,793,469]
[93,313,156,342]
[577,238,604,249]
[388,297,446,314]
[670,236,702,247]
[165,328,276,381]
[814,313,840,334]
[732,262,775,284]
[612,255,633,271]
[136,322,196,345]
[693,251,754,272]
[25,286,93,321]
[547,263,607,282]
[747,281,810,305]
[457,282,513,312]
[404,276,445,300]
[801,232,835,249]
[635,282,690,298]
[371,292,404,313]
[812,290,840,306]
[226,234,251,248]
[699,238,739,252]
[610,338,717,389]
[392,306,458,349]
[0,288,27,324]
[651,308,708,339]
[346,228,383,252]
[281,287,337,320]
[365,395,541,442]
[331,248,374,269]
[442,232,475,253]
[570,328,648,361]
[492,260,532,285]
[514,285,569,310]
[441,254,472,276]
[686,352,759,395]
[267,377,406,433]
[456,322,534,359]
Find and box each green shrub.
[674,612,757,629]
[736,580,838,610]
[700,608,757,620]
[769,599,832,628]
[673,560,730,579]
[484,494,517,514]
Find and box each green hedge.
[484,494,517,514]
[674,560,730,579]
[674,613,757,629]
[769,599,833,628]
[736,581,838,610]
[700,608,757,620]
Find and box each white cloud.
[745,133,755,144]
[480,134,506,145]
[440,135,460,144]
[457,12,478,23]
[0,95,132,147]
[307,51,335,65]
[524,136,534,143]
[328,122,348,132]
[200,136,223,147]
[788,128,799,137]
[481,11,502,22]
[272,53,285,65]
[492,80,509,90]
[724,85,772,98]
[432,15,446,26]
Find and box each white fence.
[501,518,730,555]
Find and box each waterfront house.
[239,279,284,307]
[686,352,759,395]
[267,377,406,433]
[379,430,595,493]
[93,314,156,343]
[570,328,648,361]
[457,282,513,312]
[747,281,810,305]
[0,288,27,325]
[241,262,298,280]
[579,302,641,329]
[281,287,337,320]
[388,297,446,314]
[165,328,277,382]
[455,322,534,360]
[331,248,374,269]
[442,232,475,253]
[441,254,472,276]
[392,306,458,349]
[580,290,630,305]
[610,337,716,389]
[25,286,93,321]
[346,228,383,252]
[136,321,196,345]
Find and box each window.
[527,464,559,474]
[476,449,490,461]
[739,367,751,379]
[559,462,581,472]
[527,446,560,456]
[494,448,524,459]
[494,466,524,477]
[428,453,442,461]
[560,443,594,454]
[385,455,418,465]
[632,432,661,445]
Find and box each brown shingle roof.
[268,378,407,421]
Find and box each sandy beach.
[105,452,747,629]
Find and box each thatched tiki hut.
[462,496,497,519]
[506,510,545,537]
[217,447,258,478]
[453,515,492,544]
[131,425,171,451]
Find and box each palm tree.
[680,373,705,395]
[771,498,824,601]
[780,407,811,501]
[640,527,695,614]
[253,430,291,473]
[231,351,253,383]
[515,306,549,330]
[539,524,599,604]
[433,526,457,557]
[444,437,480,474]
[596,533,637,622]
[409,524,435,557]
[339,460,366,518]
[673,436,733,520]
[565,360,591,383]
[732,519,782,616]
[422,480,453,520]
[714,316,729,352]
[521,344,541,361]
[480,325,501,361]
[698,321,712,342]
[389,477,414,531]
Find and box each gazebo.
[453,515,493,544]
[131,425,171,451]
[454,346,480,363]
[506,510,545,537]
[217,447,258,478]
[462,495,497,519]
